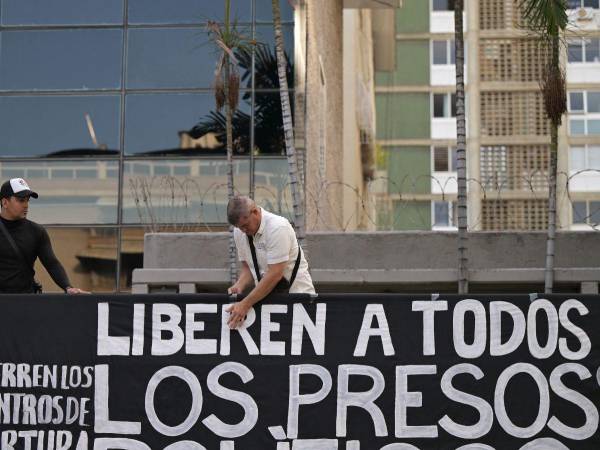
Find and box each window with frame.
[567,38,600,63]
[572,200,600,226]
[568,91,600,135]
[432,0,456,11]
[567,0,599,9]
[432,40,456,65]
[433,93,457,118]
[433,200,457,228]
[433,146,458,171]
[570,145,600,171]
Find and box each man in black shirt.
[0,178,88,294]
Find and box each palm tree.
[206,0,254,283]
[190,45,295,157]
[271,0,306,246]
[455,0,468,293]
[517,0,568,293]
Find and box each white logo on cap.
[10,178,31,194]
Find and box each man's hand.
[228,284,243,295]
[66,287,90,294]
[226,300,251,329]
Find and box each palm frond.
[517,0,569,37]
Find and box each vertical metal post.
[249,0,257,199]
[116,0,130,291]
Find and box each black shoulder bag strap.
[0,219,34,278]
[247,235,302,290]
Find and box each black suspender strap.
[247,235,262,283]
[289,245,302,287]
[247,235,302,291]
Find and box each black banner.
[0,293,599,450]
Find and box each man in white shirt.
[226,196,315,328]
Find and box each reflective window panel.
[128,0,251,24]
[590,201,600,224]
[434,201,450,226]
[125,92,250,154]
[589,146,600,169]
[432,0,456,11]
[0,96,121,156]
[433,41,448,65]
[0,30,123,91]
[587,91,600,113]
[255,24,295,82]
[253,157,292,220]
[253,92,292,155]
[35,227,119,293]
[127,28,227,89]
[570,147,586,171]
[568,41,583,63]
[255,0,294,22]
[570,119,586,135]
[585,38,600,63]
[2,0,123,25]
[588,119,600,134]
[0,160,119,224]
[569,92,584,111]
[572,201,586,224]
[122,159,250,224]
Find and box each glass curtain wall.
[0,0,295,291]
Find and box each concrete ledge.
[132,267,600,292]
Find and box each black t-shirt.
[0,217,71,293]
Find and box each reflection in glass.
[127,28,221,89]
[255,24,295,68]
[0,96,120,156]
[2,0,123,25]
[254,93,293,155]
[255,0,294,22]
[253,158,292,220]
[122,159,250,224]
[0,160,119,224]
[35,227,119,293]
[0,30,123,91]
[128,0,251,25]
[125,93,250,154]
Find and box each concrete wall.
[137,231,600,293]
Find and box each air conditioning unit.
[576,7,595,21]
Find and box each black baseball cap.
[0,178,39,199]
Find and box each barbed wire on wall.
[126,169,600,233]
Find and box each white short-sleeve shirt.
[233,208,315,294]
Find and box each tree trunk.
[455,0,468,293]
[544,35,560,294]
[224,60,237,285]
[272,0,305,246]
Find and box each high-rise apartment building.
[374,0,600,232]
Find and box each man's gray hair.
[227,196,256,225]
